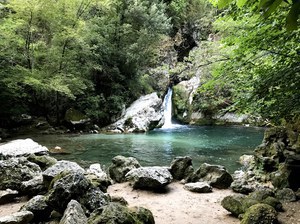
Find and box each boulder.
[170,156,194,180]
[0,138,48,158]
[88,203,154,224]
[59,200,87,224]
[126,166,173,190]
[46,172,91,213]
[188,163,233,189]
[105,92,163,133]
[0,211,33,224]
[28,154,57,171]
[79,187,110,213]
[275,188,296,202]
[241,204,277,224]
[221,194,247,217]
[184,182,212,193]
[0,157,43,193]
[0,189,18,205]
[86,163,111,192]
[20,195,52,222]
[108,156,141,183]
[43,160,85,186]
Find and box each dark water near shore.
[28,125,264,173]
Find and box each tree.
[199,4,300,124]
[209,0,300,30]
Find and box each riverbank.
[1,182,299,224]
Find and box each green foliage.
[209,0,300,30]
[199,4,300,125]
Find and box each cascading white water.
[162,87,173,129]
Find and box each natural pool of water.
[27,125,265,173]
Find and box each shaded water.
[29,125,264,173]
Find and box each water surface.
[29,125,264,173]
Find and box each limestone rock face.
[88,203,155,224]
[184,182,212,193]
[241,204,277,224]
[0,211,34,224]
[105,92,163,133]
[59,200,87,224]
[188,163,233,189]
[0,138,48,158]
[170,156,194,180]
[0,157,43,194]
[126,166,173,190]
[20,195,52,223]
[108,156,141,183]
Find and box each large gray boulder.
[126,166,173,190]
[0,157,43,194]
[108,156,141,183]
[188,163,233,189]
[170,156,194,180]
[88,203,155,224]
[0,211,33,224]
[0,138,48,158]
[105,92,163,133]
[60,200,87,224]
[184,182,212,193]
[43,160,85,186]
[46,172,91,213]
[20,195,52,223]
[79,187,110,213]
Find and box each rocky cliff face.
[104,92,163,133]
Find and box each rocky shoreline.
[0,127,299,223]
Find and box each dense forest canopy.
[0,0,299,130]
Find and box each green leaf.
[286,2,300,31]
[263,0,283,18]
[237,0,247,8]
[217,0,233,8]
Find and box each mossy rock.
[221,195,246,217]
[88,203,154,224]
[241,203,277,224]
[262,197,283,212]
[28,154,57,171]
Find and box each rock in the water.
[241,204,277,224]
[79,187,110,213]
[86,164,111,192]
[126,166,173,190]
[0,157,42,193]
[20,195,52,222]
[0,211,33,224]
[275,188,296,202]
[221,194,247,217]
[108,156,141,183]
[88,203,154,224]
[43,160,84,186]
[46,172,91,213]
[105,92,163,133]
[170,156,194,180]
[0,138,48,158]
[59,200,87,224]
[188,163,233,189]
[184,182,212,193]
[0,189,18,205]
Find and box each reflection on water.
[27,125,265,173]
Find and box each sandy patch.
[0,197,27,217]
[108,182,239,224]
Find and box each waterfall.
[162,87,173,129]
